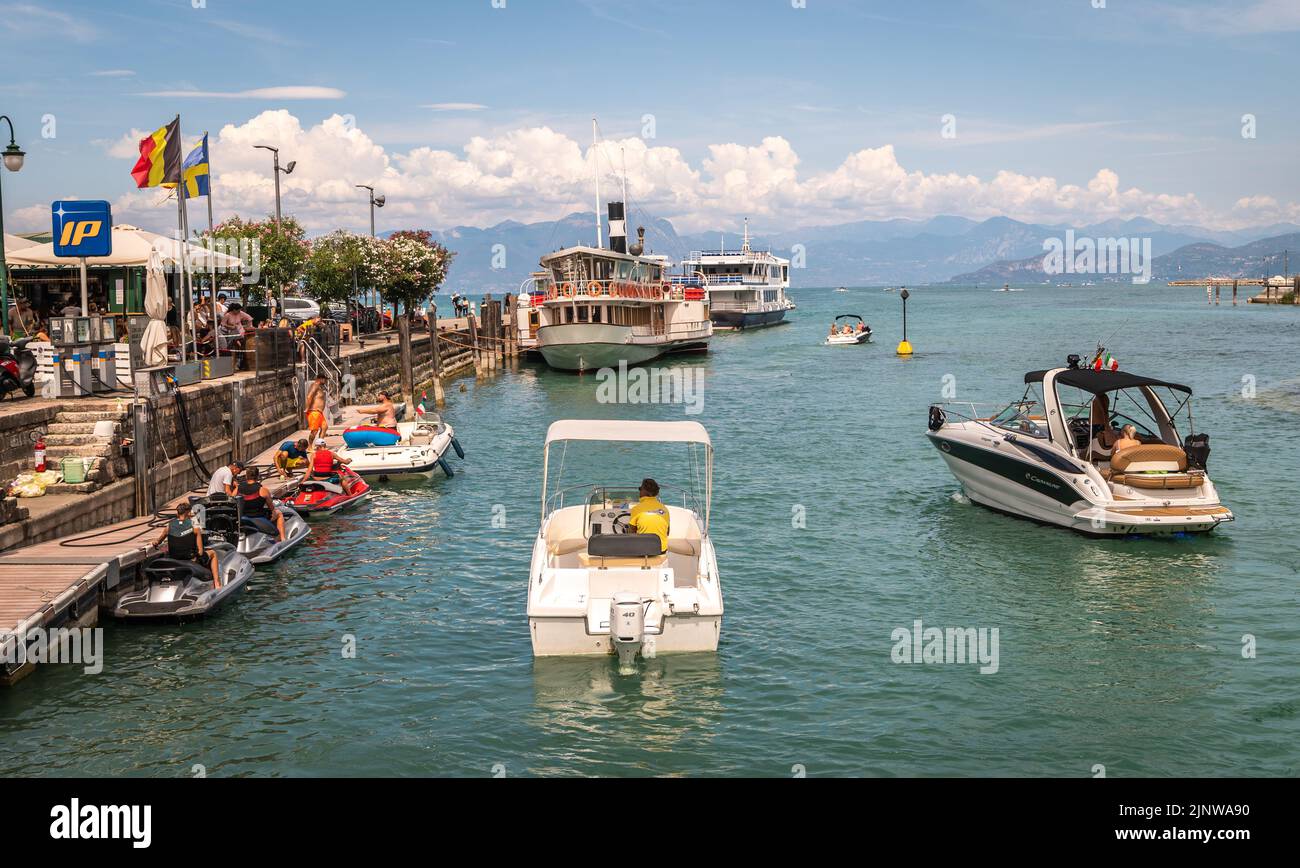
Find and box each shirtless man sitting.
[355,391,398,430]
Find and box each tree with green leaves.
[370,231,455,406]
[205,215,310,305]
[304,230,368,309]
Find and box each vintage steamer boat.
[530,202,712,371]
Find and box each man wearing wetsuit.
[235,466,286,542]
[629,478,671,554]
[153,501,221,588]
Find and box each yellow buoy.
[896,339,913,356]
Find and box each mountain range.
[411,213,1300,291]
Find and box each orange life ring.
[560,283,575,298]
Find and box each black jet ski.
[113,543,254,621]
[196,494,310,566]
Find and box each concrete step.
[45,421,121,435]
[42,444,117,461]
[43,481,103,496]
[54,411,130,424]
[42,434,119,447]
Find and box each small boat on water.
[926,354,1234,536]
[527,420,722,672]
[835,286,849,293]
[338,412,463,480]
[673,219,794,331]
[825,314,872,345]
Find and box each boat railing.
[627,320,711,339]
[931,400,1031,424]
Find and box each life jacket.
[312,449,338,475]
[238,479,269,517]
[167,518,199,560]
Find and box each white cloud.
[1160,0,1300,34]
[422,103,488,112]
[85,109,1291,237]
[91,69,135,78]
[0,3,96,43]
[137,86,345,100]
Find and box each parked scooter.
[0,337,36,400]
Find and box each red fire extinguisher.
[35,437,46,473]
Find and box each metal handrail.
[303,336,343,401]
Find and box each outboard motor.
[1184,433,1210,470]
[610,592,645,674]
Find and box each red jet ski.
[286,467,372,518]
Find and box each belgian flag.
[130,116,181,188]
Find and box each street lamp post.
[355,184,385,314]
[0,115,26,335]
[254,145,295,318]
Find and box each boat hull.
[529,614,721,657]
[536,323,707,371]
[710,307,788,330]
[927,431,1232,536]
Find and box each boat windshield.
[989,401,1049,438]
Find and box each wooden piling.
[1232,280,1238,306]
[428,321,446,408]
[468,311,482,377]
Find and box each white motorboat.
[527,420,722,672]
[338,415,463,480]
[825,314,872,345]
[926,355,1234,536]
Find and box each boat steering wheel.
[612,512,633,534]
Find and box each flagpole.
[204,133,216,341]
[174,115,191,364]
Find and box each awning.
[3,233,39,256]
[3,224,243,270]
[1025,368,1192,395]
[545,419,712,447]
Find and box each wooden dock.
[0,517,159,684]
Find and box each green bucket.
[60,457,87,485]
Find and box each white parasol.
[139,246,170,367]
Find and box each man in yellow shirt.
[629,478,670,553]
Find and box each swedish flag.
[177,133,210,199]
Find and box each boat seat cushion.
[1111,471,1205,490]
[1110,444,1187,473]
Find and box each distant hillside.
[946,232,1300,285]
[397,211,1299,291]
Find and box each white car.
[281,297,321,321]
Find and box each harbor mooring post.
[504,293,517,360]
[230,381,244,463]
[1233,280,1238,306]
[428,319,446,408]
[468,310,482,377]
[132,400,152,518]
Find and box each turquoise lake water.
[2,284,1297,777]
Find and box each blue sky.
[1,0,1296,235]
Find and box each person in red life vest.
[304,438,354,494]
[235,466,286,542]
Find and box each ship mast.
[592,118,603,249]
